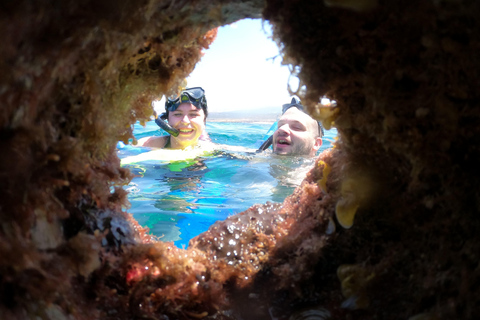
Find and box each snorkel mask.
[155,87,208,137]
[166,87,208,115]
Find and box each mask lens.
[165,87,206,111]
[166,97,180,111]
[282,103,305,114]
[184,87,205,100]
[182,87,205,109]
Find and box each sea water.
[118,120,337,248]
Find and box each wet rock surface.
[1,0,480,319]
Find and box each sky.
[154,19,297,114]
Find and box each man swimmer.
[272,98,323,156]
[138,87,209,149]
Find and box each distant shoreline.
[208,111,279,123]
[207,118,277,123]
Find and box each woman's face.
[168,103,206,149]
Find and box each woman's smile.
[178,128,195,136]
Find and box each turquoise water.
[118,120,337,248]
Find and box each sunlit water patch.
[119,120,337,247]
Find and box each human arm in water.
[136,112,178,148]
[137,135,169,148]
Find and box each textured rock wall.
[261,1,480,318]
[1,0,479,319]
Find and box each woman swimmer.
[138,87,210,149]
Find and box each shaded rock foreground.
[1,0,479,319]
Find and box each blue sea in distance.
[118,120,337,248]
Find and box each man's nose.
[180,115,190,124]
[277,123,290,134]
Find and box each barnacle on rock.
[335,196,359,229]
[337,264,375,310]
[335,171,375,229]
[325,217,336,235]
[335,178,360,229]
[31,209,64,250]
[311,102,339,131]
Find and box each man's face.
[272,107,321,156]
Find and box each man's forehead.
[280,107,316,125]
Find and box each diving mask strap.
[155,113,179,137]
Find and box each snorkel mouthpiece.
[155,113,179,137]
[256,135,273,152]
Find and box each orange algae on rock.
[317,160,331,193]
[2,0,480,320]
[264,0,480,318]
[0,0,262,319]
